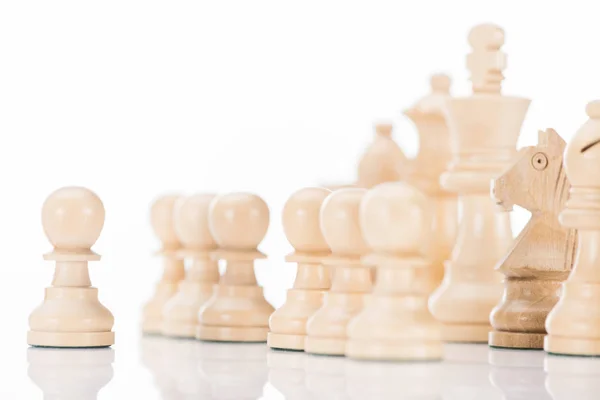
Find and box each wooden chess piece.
[357,123,407,188]
[162,194,220,338]
[304,188,371,356]
[346,182,442,361]
[404,74,458,293]
[489,129,576,349]
[142,195,185,334]
[197,192,274,342]
[28,186,115,348]
[545,100,600,356]
[268,187,331,351]
[429,24,530,342]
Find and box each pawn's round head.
[360,182,429,254]
[150,194,182,249]
[174,194,218,251]
[320,188,369,256]
[42,186,105,251]
[282,187,331,253]
[209,193,269,251]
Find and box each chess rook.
[268,187,332,351]
[142,195,185,334]
[28,186,114,348]
[404,74,458,293]
[429,24,530,342]
[545,101,600,356]
[304,188,371,356]
[196,193,274,342]
[346,182,443,361]
[489,129,575,349]
[162,194,220,338]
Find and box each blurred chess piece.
[488,348,550,399]
[163,194,219,338]
[268,187,331,350]
[143,195,185,334]
[346,182,442,361]
[357,123,408,188]
[197,193,274,342]
[28,347,114,399]
[404,74,458,293]
[545,355,600,400]
[545,101,600,356]
[305,188,371,356]
[28,186,114,348]
[429,24,530,342]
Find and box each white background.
[0,0,598,398]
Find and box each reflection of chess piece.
[28,347,114,400]
[429,24,530,342]
[404,74,458,293]
[490,129,576,349]
[357,123,407,188]
[267,350,310,400]
[141,336,186,399]
[143,195,185,334]
[28,186,114,348]
[304,355,350,400]
[489,348,550,399]
[197,193,274,342]
[545,355,600,400]
[441,344,502,400]
[163,194,219,338]
[545,101,600,356]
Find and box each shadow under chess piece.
[545,101,600,356]
[268,187,332,351]
[28,347,114,399]
[28,186,114,348]
[143,195,185,335]
[346,182,442,361]
[488,348,550,400]
[489,129,576,349]
[404,74,458,294]
[429,24,530,343]
[163,194,220,338]
[357,123,408,188]
[304,188,371,356]
[197,193,274,342]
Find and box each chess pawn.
[489,129,576,349]
[545,101,600,356]
[404,74,458,293]
[142,195,185,334]
[28,186,115,348]
[357,123,407,188]
[346,182,442,361]
[162,194,219,338]
[304,188,371,356]
[28,347,114,400]
[429,24,530,342]
[197,193,274,342]
[268,187,331,351]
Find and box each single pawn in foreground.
[28,187,114,348]
[429,24,530,342]
[346,182,442,361]
[162,194,220,338]
[197,193,274,342]
[545,101,600,356]
[304,188,371,356]
[142,195,185,334]
[268,187,332,351]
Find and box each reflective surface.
[15,334,600,399]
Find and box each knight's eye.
[531,152,548,170]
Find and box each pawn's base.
[489,330,545,349]
[162,321,197,339]
[196,324,268,342]
[545,335,600,356]
[441,322,491,343]
[28,331,114,348]
[267,332,305,351]
[346,339,443,361]
[304,336,345,356]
